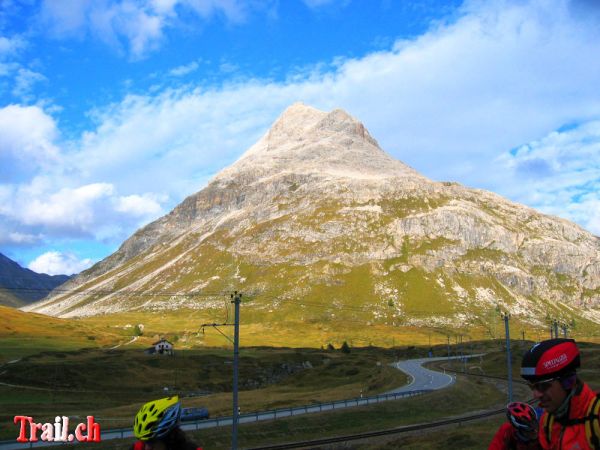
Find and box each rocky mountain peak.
[215,104,421,184]
[267,102,327,141]
[266,102,371,144]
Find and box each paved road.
[387,358,452,393]
[0,354,483,449]
[386,355,482,394]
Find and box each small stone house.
[151,338,174,355]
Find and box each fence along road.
[0,354,483,449]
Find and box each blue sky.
[1,0,599,275]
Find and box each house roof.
[152,338,174,345]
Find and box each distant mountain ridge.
[0,253,70,307]
[25,103,600,336]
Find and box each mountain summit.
[25,104,600,337]
[215,102,422,182]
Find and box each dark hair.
[164,427,199,450]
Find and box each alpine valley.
[24,103,600,343]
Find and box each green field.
[0,342,410,441]
[2,306,600,449]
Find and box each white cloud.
[0,105,59,158]
[496,121,600,235]
[38,0,93,37]
[1,179,168,244]
[28,251,93,275]
[116,194,164,217]
[12,68,47,99]
[150,0,178,15]
[0,102,169,242]
[19,183,115,230]
[219,61,238,74]
[0,35,25,58]
[180,0,246,23]
[0,105,61,181]
[0,32,42,102]
[586,203,600,236]
[76,88,271,197]
[169,61,200,77]
[8,232,40,244]
[302,0,340,9]
[0,229,42,246]
[39,0,249,58]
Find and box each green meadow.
[2,305,600,448]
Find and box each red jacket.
[489,422,543,450]
[538,382,600,450]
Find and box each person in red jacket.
[521,338,600,450]
[489,401,542,449]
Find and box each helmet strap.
[516,429,534,443]
[554,384,576,419]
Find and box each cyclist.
[489,401,542,449]
[132,396,202,450]
[521,338,600,450]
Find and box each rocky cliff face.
[24,103,600,333]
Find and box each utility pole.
[502,311,513,403]
[231,291,241,450]
[463,335,467,373]
[199,291,242,450]
[447,335,450,359]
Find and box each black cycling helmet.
[521,338,580,382]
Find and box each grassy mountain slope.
[0,306,127,363]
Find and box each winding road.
[386,354,482,394]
